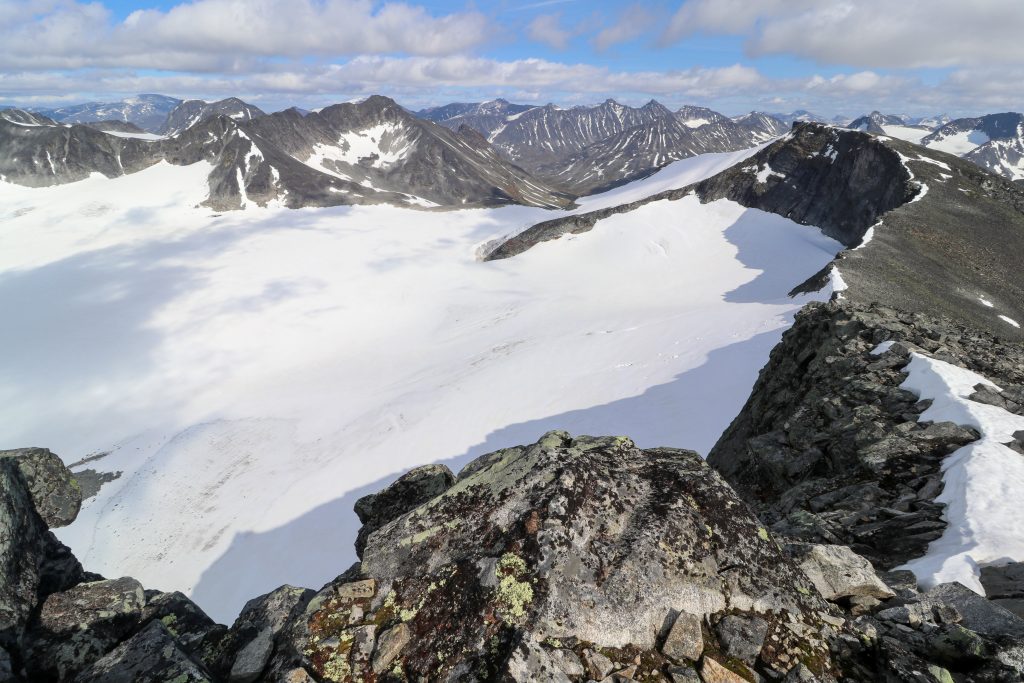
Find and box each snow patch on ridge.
[894,353,1024,594]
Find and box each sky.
[2,0,1024,116]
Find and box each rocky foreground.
[3,303,1024,682]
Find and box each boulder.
[224,584,313,681]
[371,622,410,673]
[0,458,83,651]
[25,577,147,680]
[300,433,835,681]
[353,464,454,558]
[921,582,1024,638]
[980,562,1024,600]
[699,656,750,683]
[714,614,769,664]
[661,611,703,663]
[787,543,895,602]
[73,620,213,682]
[0,448,81,528]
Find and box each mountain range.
[10,93,1023,200]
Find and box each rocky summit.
[4,395,1024,681]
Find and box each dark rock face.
[847,111,909,135]
[82,120,147,135]
[0,456,85,655]
[693,123,916,247]
[416,98,536,139]
[708,302,1024,570]
[534,113,768,196]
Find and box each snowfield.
[0,151,842,623]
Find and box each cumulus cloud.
[592,5,657,52]
[664,0,1024,68]
[0,0,491,71]
[527,14,574,50]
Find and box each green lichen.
[160,614,179,636]
[495,553,534,622]
[757,527,771,542]
[321,651,352,681]
[497,553,528,575]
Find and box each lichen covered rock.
[0,448,81,528]
[289,432,839,681]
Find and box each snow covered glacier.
[0,148,843,622]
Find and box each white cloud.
[0,0,491,71]
[527,14,573,50]
[592,5,657,52]
[664,0,1024,69]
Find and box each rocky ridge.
[484,123,915,260]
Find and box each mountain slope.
[533,114,779,195]
[244,96,571,208]
[35,94,181,132]
[732,111,789,139]
[416,98,536,139]
[489,99,673,168]
[920,112,1024,182]
[675,104,733,128]
[848,110,907,134]
[159,97,266,136]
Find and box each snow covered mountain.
[731,111,789,139]
[920,112,1024,182]
[416,98,537,138]
[34,94,181,133]
[675,104,733,129]
[6,95,1024,683]
[768,109,851,126]
[488,99,674,168]
[534,112,785,195]
[159,97,266,136]
[848,111,913,134]
[0,96,571,209]
[909,113,952,128]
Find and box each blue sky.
[2,0,1024,116]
